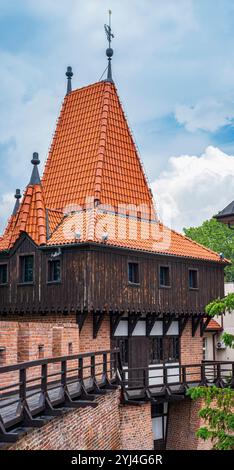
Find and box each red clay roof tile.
[0,80,228,263]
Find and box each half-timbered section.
[0,39,230,449]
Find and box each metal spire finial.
[104,10,114,83]
[29,152,41,185]
[12,189,21,215]
[66,66,73,95]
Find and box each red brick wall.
[79,313,110,353]
[119,403,154,450]
[8,390,121,451]
[0,315,80,388]
[181,319,203,365]
[166,398,212,450]
[5,390,155,451]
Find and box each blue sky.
[1,0,234,232]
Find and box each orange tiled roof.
[205,319,223,331]
[46,209,227,263]
[0,184,47,251]
[42,81,155,218]
[0,80,229,263]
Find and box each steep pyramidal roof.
[0,78,228,264]
[42,81,155,218]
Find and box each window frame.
[149,335,180,364]
[159,265,171,289]
[0,262,8,286]
[47,258,62,284]
[127,261,140,286]
[188,267,199,290]
[18,254,35,285]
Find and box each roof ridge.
[94,82,112,203]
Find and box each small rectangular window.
[20,256,34,283]
[128,262,139,284]
[189,269,198,289]
[38,344,44,359]
[160,266,170,287]
[149,337,163,364]
[48,259,61,282]
[0,264,8,285]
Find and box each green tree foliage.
[184,218,234,281]
[206,293,234,348]
[187,386,234,450]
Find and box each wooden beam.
[93,310,105,339]
[192,316,201,337]
[128,311,141,336]
[110,310,124,337]
[163,317,173,335]
[146,312,158,336]
[179,316,189,336]
[200,316,210,337]
[76,309,88,332]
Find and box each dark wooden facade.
[0,232,225,315]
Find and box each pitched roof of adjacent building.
[205,318,223,332]
[0,80,228,264]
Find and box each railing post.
[41,363,48,394]
[163,364,168,387]
[91,354,95,379]
[78,357,83,381]
[61,360,67,388]
[201,363,205,385]
[182,365,186,386]
[19,368,27,402]
[216,363,221,386]
[103,352,107,378]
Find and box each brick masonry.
[166,397,212,450]
[181,319,203,365]
[5,389,154,451]
[119,403,154,450]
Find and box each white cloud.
[152,146,234,232]
[175,98,234,132]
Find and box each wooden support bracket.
[163,317,173,335]
[146,312,158,336]
[200,316,210,337]
[128,311,141,336]
[192,316,202,337]
[76,309,88,332]
[93,310,105,339]
[110,310,124,337]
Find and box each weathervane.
[104,10,114,83]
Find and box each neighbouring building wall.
[166,398,212,450]
[4,389,154,451]
[119,403,153,450]
[204,282,234,362]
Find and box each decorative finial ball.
[66,66,73,78]
[15,189,21,200]
[106,48,113,58]
[31,152,40,165]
